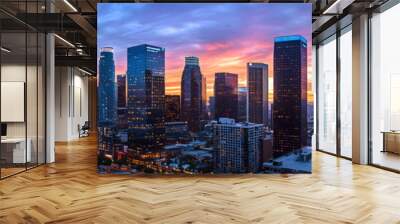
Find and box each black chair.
[79,121,90,138]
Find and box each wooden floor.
[1,135,400,224]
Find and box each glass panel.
[1,31,28,177]
[339,27,352,158]
[0,0,47,178]
[371,3,400,171]
[27,31,38,169]
[317,35,337,154]
[38,32,45,165]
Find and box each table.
[1,138,31,164]
[382,131,400,154]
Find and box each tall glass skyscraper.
[247,63,268,126]
[127,44,165,149]
[181,56,206,132]
[273,35,308,157]
[165,95,180,122]
[98,47,117,127]
[117,74,127,129]
[117,74,126,108]
[214,72,238,120]
[238,87,248,122]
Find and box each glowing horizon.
[98,3,313,102]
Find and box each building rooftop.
[247,62,268,68]
[185,56,199,66]
[101,47,113,53]
[217,118,263,128]
[165,121,188,126]
[128,44,165,52]
[274,35,307,44]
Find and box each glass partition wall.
[316,25,352,159]
[370,2,400,171]
[0,1,46,179]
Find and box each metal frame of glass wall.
[315,23,353,160]
[0,0,47,179]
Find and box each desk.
[1,138,31,164]
[382,131,400,154]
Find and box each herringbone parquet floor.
[1,135,400,224]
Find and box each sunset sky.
[98,3,313,102]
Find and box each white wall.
[55,67,89,141]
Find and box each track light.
[78,67,94,76]
[322,0,355,15]
[54,34,75,48]
[1,47,11,53]
[63,0,78,12]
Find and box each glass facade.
[214,72,239,121]
[316,25,353,159]
[127,44,165,149]
[98,47,117,127]
[370,3,400,171]
[180,56,206,132]
[315,1,400,171]
[273,36,308,157]
[0,1,46,179]
[247,63,268,126]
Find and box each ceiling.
[0,0,392,74]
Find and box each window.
[370,3,400,171]
[339,26,352,158]
[317,35,337,154]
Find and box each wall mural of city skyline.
[97,3,313,174]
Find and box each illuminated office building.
[238,87,248,122]
[247,63,268,125]
[98,47,117,127]
[165,95,180,122]
[127,44,165,148]
[273,35,308,157]
[214,72,238,120]
[181,56,206,132]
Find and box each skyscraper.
[165,95,180,122]
[201,75,208,120]
[127,44,165,148]
[214,72,238,120]
[181,56,206,132]
[213,118,263,173]
[117,74,126,108]
[209,96,215,120]
[273,35,308,157]
[247,63,268,125]
[238,87,248,122]
[117,74,127,129]
[98,47,117,127]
